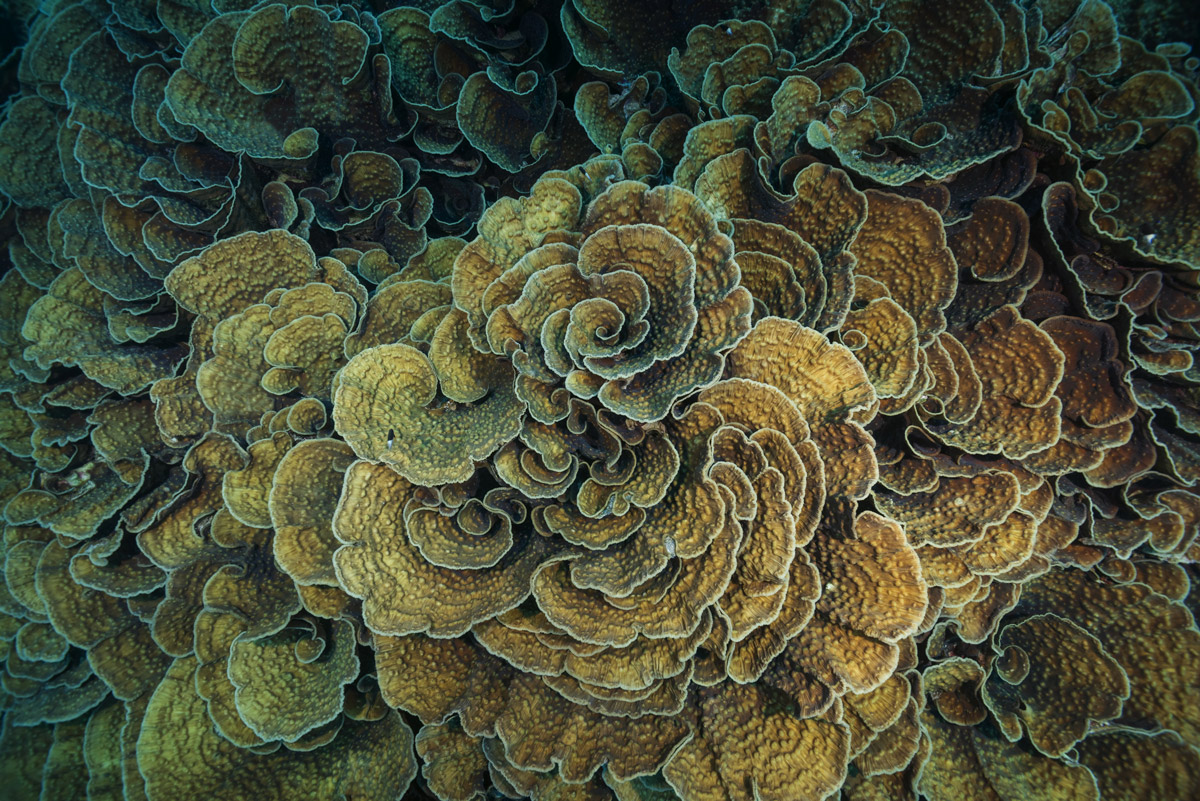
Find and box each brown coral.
[2,1,1200,799]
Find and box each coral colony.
[1,0,1199,799]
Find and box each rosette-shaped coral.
[3,0,1200,799]
[328,164,931,798]
[463,173,755,422]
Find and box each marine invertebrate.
[1,0,1199,799]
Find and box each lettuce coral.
[1,1,1199,799]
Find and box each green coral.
[0,1,1198,800]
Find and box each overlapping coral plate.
[0,1,1198,799]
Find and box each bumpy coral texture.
[0,0,1198,800]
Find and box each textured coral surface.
[0,1,1198,799]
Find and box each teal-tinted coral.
[0,1,1198,800]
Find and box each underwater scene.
[0,0,1198,799]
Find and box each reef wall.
[0,1,1198,799]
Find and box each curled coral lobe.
[1,0,1199,798]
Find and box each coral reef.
[0,0,1198,799]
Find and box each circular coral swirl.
[457,176,755,424]
[331,170,928,797]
